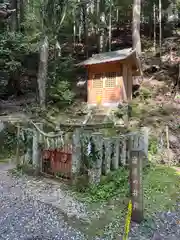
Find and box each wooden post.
[127,65,132,101]
[129,132,145,223]
[16,124,20,167]
[122,64,128,101]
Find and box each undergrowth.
[144,164,180,216]
[74,168,129,203]
[74,163,180,217]
[0,123,17,160]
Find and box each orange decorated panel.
[87,62,123,105]
[42,146,72,178]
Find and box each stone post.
[111,137,120,170]
[103,138,112,175]
[91,133,103,184]
[129,128,148,223]
[32,128,40,174]
[72,128,81,177]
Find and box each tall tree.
[19,0,25,32]
[37,0,68,108]
[98,0,106,52]
[132,0,141,55]
[82,0,88,57]
[108,0,112,51]
[159,0,162,61]
[10,0,18,31]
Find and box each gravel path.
[128,207,180,240]
[0,163,87,240]
[0,163,180,240]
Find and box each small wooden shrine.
[77,48,142,106]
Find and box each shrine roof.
[77,48,138,66]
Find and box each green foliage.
[81,136,101,170]
[148,136,158,155]
[42,0,68,35]
[50,80,75,105]
[0,123,17,159]
[139,87,152,100]
[0,32,31,73]
[143,164,180,216]
[19,129,33,154]
[75,168,129,203]
[129,101,142,118]
[48,55,75,106]
[11,163,37,176]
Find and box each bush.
[148,136,158,155]
[139,87,152,100]
[50,80,75,106]
[48,55,75,107]
[0,32,30,73]
[75,168,129,203]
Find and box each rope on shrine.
[9,120,65,147]
[30,120,64,138]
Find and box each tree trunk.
[108,0,112,51]
[37,36,49,109]
[82,1,88,58]
[19,0,25,32]
[7,71,23,96]
[153,3,156,53]
[78,0,83,42]
[98,0,106,53]
[132,0,141,55]
[73,7,76,50]
[116,8,119,23]
[10,0,18,31]
[159,0,162,62]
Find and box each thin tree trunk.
[108,0,112,51]
[82,2,88,58]
[153,3,156,53]
[159,0,162,62]
[73,7,76,49]
[132,0,141,55]
[99,0,106,53]
[78,1,83,42]
[96,0,100,50]
[20,0,25,32]
[37,36,49,109]
[116,8,119,23]
[10,0,18,31]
